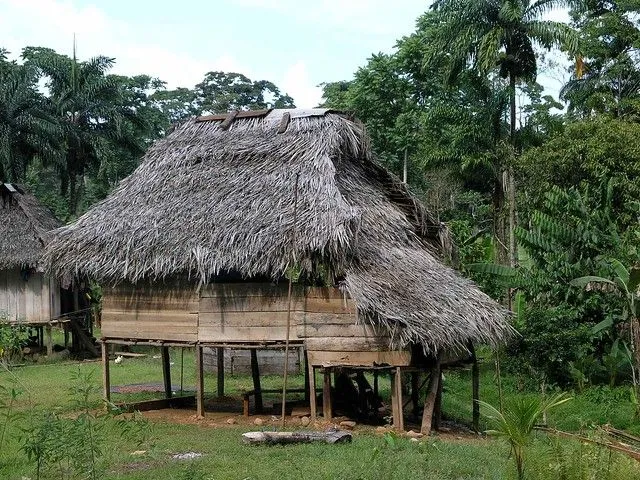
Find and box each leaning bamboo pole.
[281,173,300,428]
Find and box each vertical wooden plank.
[391,367,404,431]
[161,346,172,399]
[217,347,225,398]
[102,341,111,403]
[434,372,443,431]
[421,358,442,435]
[470,344,480,432]
[250,349,263,413]
[45,325,53,356]
[308,363,317,420]
[303,350,310,401]
[195,346,205,418]
[322,368,332,420]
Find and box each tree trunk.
[508,74,518,271]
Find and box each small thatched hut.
[1,183,67,353]
[45,109,510,430]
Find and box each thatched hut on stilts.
[1,183,93,356]
[45,109,510,433]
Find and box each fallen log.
[242,430,352,445]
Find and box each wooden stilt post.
[308,362,317,420]
[101,341,111,403]
[250,349,263,413]
[373,370,379,398]
[322,368,332,420]
[64,326,69,349]
[303,350,310,402]
[433,372,443,431]
[391,367,404,431]
[161,346,172,399]
[196,346,205,418]
[217,347,224,398]
[470,344,480,432]
[45,325,53,356]
[421,357,442,435]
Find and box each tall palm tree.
[429,0,580,267]
[22,46,147,216]
[0,51,61,183]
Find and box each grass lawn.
[1,348,640,479]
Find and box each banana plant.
[571,259,640,401]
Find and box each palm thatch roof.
[45,108,510,353]
[1,183,61,270]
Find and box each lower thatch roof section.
[45,109,511,353]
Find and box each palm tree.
[429,0,580,268]
[22,46,147,216]
[0,51,61,183]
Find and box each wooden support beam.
[434,372,443,431]
[250,349,263,413]
[391,367,404,431]
[161,346,172,399]
[421,357,441,435]
[373,370,379,398]
[101,341,111,403]
[217,347,224,398]
[303,349,310,402]
[470,344,480,432]
[322,368,332,420]
[308,363,317,421]
[45,325,53,356]
[195,346,205,418]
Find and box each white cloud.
[0,0,245,90]
[279,61,323,108]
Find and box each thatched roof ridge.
[45,108,511,352]
[1,183,61,270]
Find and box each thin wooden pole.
[180,347,184,395]
[281,173,300,428]
[303,349,310,402]
[250,349,263,413]
[391,367,404,431]
[470,344,480,432]
[217,347,225,398]
[308,363,317,420]
[433,372,443,431]
[45,325,53,356]
[411,372,419,416]
[161,346,172,399]
[195,346,205,418]
[101,341,111,403]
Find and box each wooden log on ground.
[242,430,352,445]
[421,356,441,435]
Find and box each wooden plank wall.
[101,283,198,342]
[198,283,304,342]
[0,269,53,324]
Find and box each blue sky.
[1,0,570,108]
[1,0,434,107]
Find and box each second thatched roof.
[45,108,510,353]
[1,183,61,270]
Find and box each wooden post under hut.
[421,356,441,435]
[161,346,172,399]
[196,345,205,418]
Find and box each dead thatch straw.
[1,183,61,270]
[44,108,511,353]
